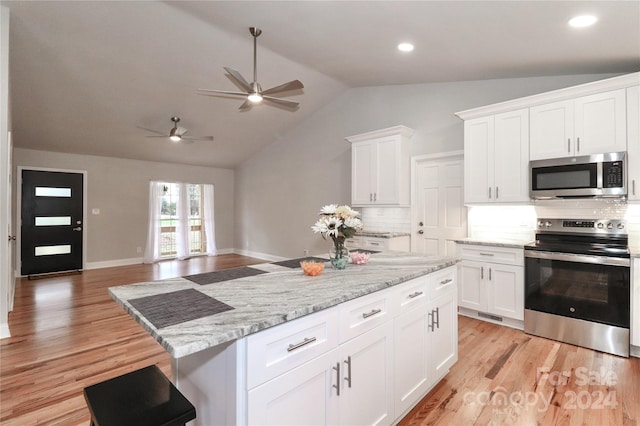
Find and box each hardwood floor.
[1,255,639,425]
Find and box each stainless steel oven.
[524,218,630,357]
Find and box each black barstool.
[83,365,196,426]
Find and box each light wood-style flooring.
[1,255,639,425]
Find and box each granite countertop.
[109,252,457,359]
[455,238,532,249]
[356,231,411,238]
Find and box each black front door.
[21,170,84,275]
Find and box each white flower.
[343,217,363,230]
[320,204,338,215]
[335,205,359,218]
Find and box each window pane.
[35,187,71,197]
[35,216,72,226]
[35,245,71,256]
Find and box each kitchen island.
[110,251,459,425]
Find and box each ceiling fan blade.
[262,96,300,108]
[239,100,252,111]
[182,136,214,141]
[198,88,249,97]
[137,126,167,136]
[176,126,189,136]
[145,135,170,138]
[224,67,253,92]
[262,80,304,96]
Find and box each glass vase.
[329,239,349,270]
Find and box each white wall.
[12,149,235,269]
[0,6,11,338]
[235,73,621,258]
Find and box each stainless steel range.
[524,218,630,357]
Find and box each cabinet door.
[247,350,339,426]
[530,100,574,160]
[428,291,458,383]
[352,141,375,205]
[487,263,524,320]
[632,259,640,347]
[374,136,402,204]
[627,86,640,201]
[464,116,494,203]
[493,109,529,202]
[339,321,394,426]
[394,306,429,416]
[459,260,486,311]
[574,89,627,156]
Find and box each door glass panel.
[35,187,71,197]
[35,216,72,226]
[35,245,72,256]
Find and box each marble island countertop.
[355,231,411,238]
[109,252,457,359]
[455,237,533,249]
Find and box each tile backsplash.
[359,207,411,233]
[468,206,537,242]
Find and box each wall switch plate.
[303,249,309,256]
[92,208,100,215]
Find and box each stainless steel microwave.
[530,152,626,199]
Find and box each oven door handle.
[524,250,629,267]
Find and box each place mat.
[128,288,234,329]
[183,266,268,285]
[272,257,327,269]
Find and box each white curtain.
[143,181,163,263]
[175,182,191,260]
[203,184,217,256]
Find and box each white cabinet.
[346,125,414,206]
[463,109,529,204]
[426,268,458,383]
[632,258,640,349]
[530,89,627,161]
[346,235,410,252]
[627,86,640,201]
[457,244,524,327]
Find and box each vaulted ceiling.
[4,1,639,168]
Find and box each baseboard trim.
[232,248,286,262]
[458,307,524,330]
[631,345,640,358]
[85,257,143,270]
[0,322,10,339]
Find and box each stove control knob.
[544,221,552,228]
[617,223,625,230]
[607,222,613,230]
[597,222,604,229]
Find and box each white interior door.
[412,153,467,256]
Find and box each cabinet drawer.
[458,244,524,266]
[362,237,388,251]
[393,276,428,313]
[246,306,339,389]
[339,290,392,343]
[429,266,457,300]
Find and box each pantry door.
[411,152,466,256]
[20,169,85,276]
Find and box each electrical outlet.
[303,249,309,256]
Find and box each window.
[159,183,206,257]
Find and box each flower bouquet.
[311,204,363,269]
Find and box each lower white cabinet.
[632,258,640,349]
[246,265,458,425]
[457,244,524,327]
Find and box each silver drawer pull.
[408,291,423,299]
[479,252,495,257]
[439,278,453,286]
[287,336,317,352]
[369,242,381,246]
[362,308,382,319]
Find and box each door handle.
[8,235,16,241]
[417,230,424,235]
[73,227,82,231]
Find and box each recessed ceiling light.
[398,43,414,52]
[568,15,598,28]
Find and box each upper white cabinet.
[627,86,640,201]
[464,109,529,204]
[530,89,627,160]
[346,126,414,206]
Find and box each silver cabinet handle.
[433,307,440,329]
[489,268,492,281]
[568,138,571,153]
[495,186,499,199]
[479,252,494,257]
[633,180,636,196]
[428,311,434,332]
[408,291,423,299]
[577,137,580,152]
[333,362,341,396]
[373,193,377,202]
[287,336,316,352]
[481,266,484,279]
[344,356,352,388]
[488,187,492,199]
[439,278,453,286]
[362,308,382,319]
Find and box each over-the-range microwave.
[530,152,626,199]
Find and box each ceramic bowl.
[300,260,325,276]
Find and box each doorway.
[19,168,86,276]
[411,152,467,256]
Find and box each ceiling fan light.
[568,15,598,28]
[170,135,182,142]
[248,93,263,103]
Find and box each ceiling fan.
[137,117,214,143]
[198,27,304,111]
